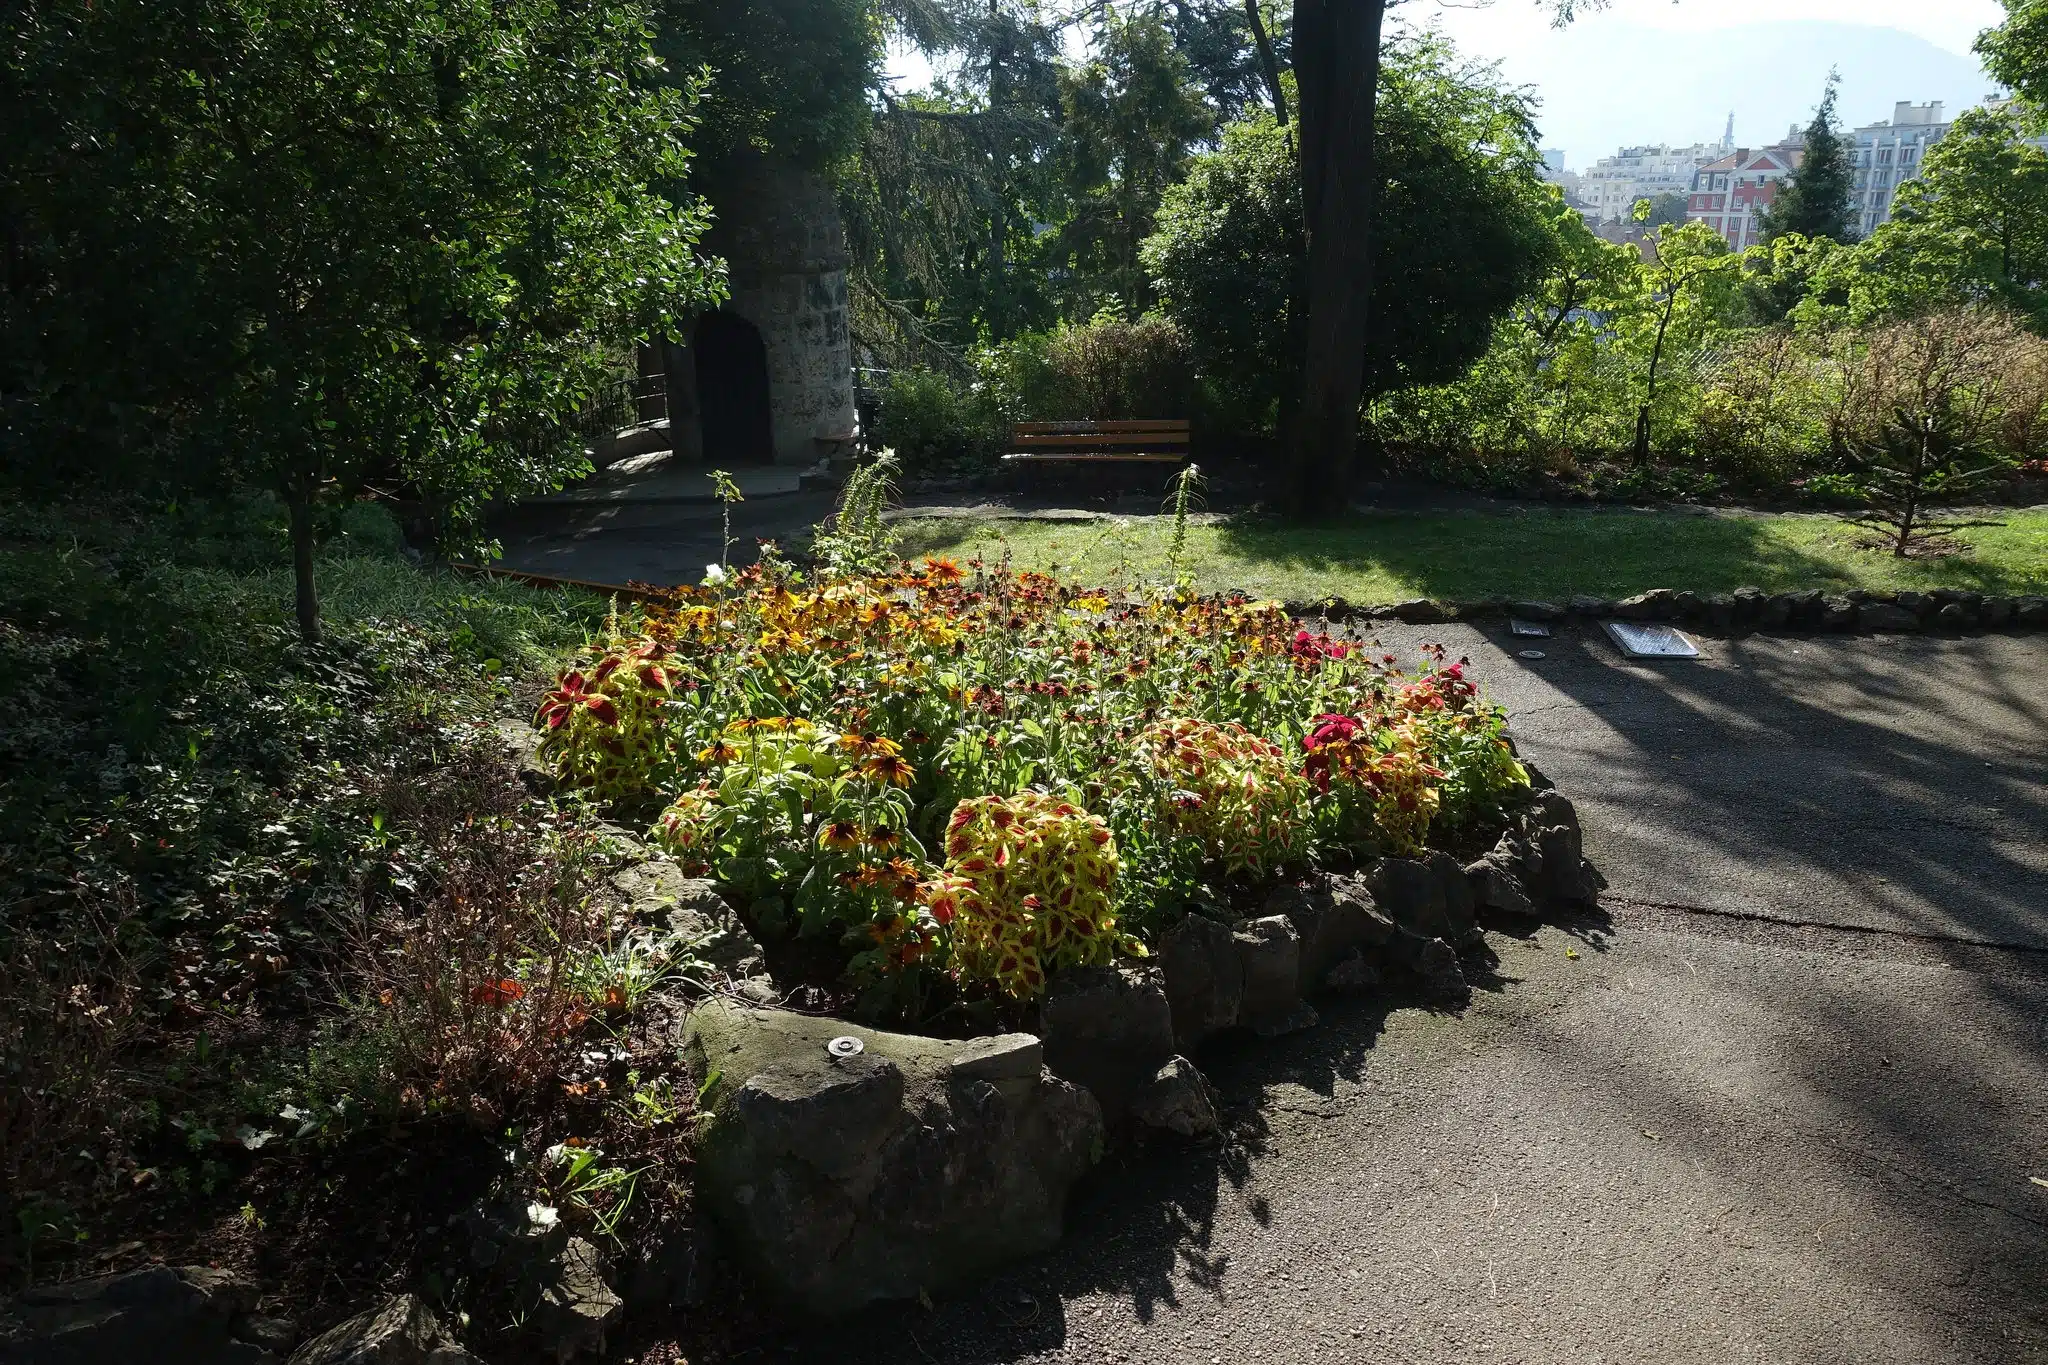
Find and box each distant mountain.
[1431,19,2001,168]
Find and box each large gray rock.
[1819,596,1856,631]
[681,1001,1101,1316]
[6,1265,269,1365]
[1390,598,1448,624]
[533,1238,622,1361]
[1037,964,1176,1128]
[1858,601,1919,632]
[1465,854,1538,921]
[1780,588,1824,628]
[1392,934,1468,1001]
[1365,858,1452,942]
[1424,851,1482,948]
[1522,790,1603,905]
[1612,589,1675,620]
[2016,596,2048,628]
[288,1295,453,1365]
[1158,913,1244,1049]
[1266,878,1397,994]
[1235,915,1315,1036]
[1128,1057,1221,1141]
[608,860,764,980]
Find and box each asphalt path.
[768,624,2048,1365]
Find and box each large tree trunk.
[1287,0,1386,519]
[287,492,321,646]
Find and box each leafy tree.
[1979,0,2048,109]
[2,0,722,642]
[652,0,879,168]
[1144,35,1558,431]
[1281,0,1586,513]
[1632,192,1688,229]
[1742,231,1847,325]
[1760,70,1856,244]
[1620,222,1741,465]
[1820,107,2048,331]
[841,0,1067,354]
[1050,13,1216,319]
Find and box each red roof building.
[1685,143,1803,250]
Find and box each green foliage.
[1978,1,2048,109]
[2,0,722,634]
[1143,34,1557,433]
[813,451,906,575]
[1047,13,1217,319]
[652,0,878,167]
[872,371,1007,475]
[1632,193,1689,229]
[1814,107,2048,332]
[1760,71,1857,245]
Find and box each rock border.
[1283,587,2048,635]
[659,784,1599,1318]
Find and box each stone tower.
[664,153,857,466]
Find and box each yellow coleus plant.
[1134,717,1311,877]
[928,792,1132,999]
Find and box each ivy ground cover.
[536,559,1531,1024]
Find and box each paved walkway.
[781,625,2048,1365]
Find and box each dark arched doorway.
[694,311,774,463]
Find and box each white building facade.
[1851,102,1950,237]
[1579,139,1731,224]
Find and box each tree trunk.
[1286,0,1385,518]
[1244,0,1289,126]
[287,492,321,646]
[1633,294,1677,467]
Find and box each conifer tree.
[1762,70,1857,244]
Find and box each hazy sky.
[883,0,2012,169]
[1417,0,2010,166]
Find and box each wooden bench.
[999,419,1190,485]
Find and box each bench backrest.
[1011,419,1190,451]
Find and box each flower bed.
[532,558,1532,1024]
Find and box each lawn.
[892,506,2048,603]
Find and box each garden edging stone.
[679,1000,1102,1316]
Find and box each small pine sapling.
[1840,403,2012,558]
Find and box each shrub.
[535,637,680,800]
[871,369,1005,476]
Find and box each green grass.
[894,506,2048,603]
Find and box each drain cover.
[1604,621,1699,658]
[826,1035,865,1059]
[1508,618,1552,638]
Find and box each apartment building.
[1579,138,1730,224]
[1851,102,1949,236]
[1685,131,1804,250]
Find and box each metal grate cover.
[1604,621,1700,658]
